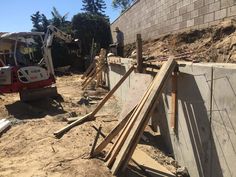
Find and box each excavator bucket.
[19,86,58,102]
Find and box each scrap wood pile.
[81,48,107,90]
[53,58,176,176]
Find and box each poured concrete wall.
[111,0,236,44]
[107,57,236,177]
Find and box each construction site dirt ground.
[0,74,119,177]
[0,74,177,177]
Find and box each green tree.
[31,11,50,32]
[72,13,112,56]
[112,0,134,13]
[81,0,106,16]
[51,7,70,28]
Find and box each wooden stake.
[93,106,136,156]
[136,34,143,73]
[170,71,177,130]
[90,125,102,157]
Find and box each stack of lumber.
[93,58,177,175]
[82,48,107,90]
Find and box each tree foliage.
[31,11,49,32]
[31,8,74,68]
[72,13,111,56]
[112,0,134,13]
[81,0,106,16]
[51,7,71,32]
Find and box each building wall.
[111,0,236,44]
[107,57,236,177]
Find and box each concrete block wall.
[107,58,236,177]
[158,63,236,177]
[111,0,236,44]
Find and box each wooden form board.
[132,149,175,177]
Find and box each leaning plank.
[132,149,175,177]
[82,67,96,86]
[82,60,95,79]
[54,113,92,137]
[54,66,134,137]
[90,125,102,157]
[0,119,11,134]
[93,106,136,156]
[105,80,155,166]
[91,65,135,116]
[120,96,159,172]
[82,64,106,90]
[111,59,176,174]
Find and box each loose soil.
[0,74,177,177]
[125,18,236,64]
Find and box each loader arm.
[43,25,73,77]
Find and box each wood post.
[136,34,143,73]
[170,71,178,131]
[90,125,102,157]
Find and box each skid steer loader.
[0,25,80,101]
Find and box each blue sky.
[0,0,120,32]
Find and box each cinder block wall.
[111,0,236,44]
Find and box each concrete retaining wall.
[111,0,236,44]
[107,57,236,177]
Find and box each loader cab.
[0,32,45,67]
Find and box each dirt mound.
[125,18,236,63]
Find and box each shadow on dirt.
[5,95,66,120]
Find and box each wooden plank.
[82,64,106,90]
[105,80,156,165]
[132,149,175,177]
[82,67,96,85]
[53,113,92,137]
[118,74,153,120]
[120,96,159,172]
[91,66,134,116]
[111,59,176,174]
[105,80,155,166]
[90,125,102,157]
[54,66,134,137]
[81,60,95,79]
[170,71,177,130]
[93,106,136,156]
